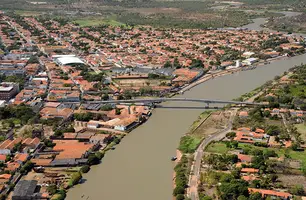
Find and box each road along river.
[67,15,306,200]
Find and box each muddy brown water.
[67,12,306,200]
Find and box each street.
[187,108,238,200]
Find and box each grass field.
[290,85,306,97]
[206,141,306,173]
[205,142,229,154]
[73,18,125,27]
[189,111,212,132]
[178,135,202,153]
[15,10,42,16]
[295,123,306,140]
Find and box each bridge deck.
[70,98,262,105]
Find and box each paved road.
[188,109,238,200]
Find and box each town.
[174,64,306,200]
[0,9,305,200]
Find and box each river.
[67,13,306,200]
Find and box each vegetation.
[0,104,36,126]
[173,155,189,199]
[20,161,34,174]
[178,135,201,153]
[68,171,82,187]
[80,165,90,173]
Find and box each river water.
[67,13,306,200]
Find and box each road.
[187,108,238,200]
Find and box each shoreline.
[66,10,306,199]
[178,54,295,95]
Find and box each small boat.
[171,156,177,161]
[111,146,116,150]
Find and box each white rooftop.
[0,86,13,92]
[55,55,84,65]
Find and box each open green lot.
[295,123,306,141]
[205,142,229,154]
[15,10,42,16]
[206,141,306,172]
[189,111,212,132]
[73,18,125,27]
[178,135,202,154]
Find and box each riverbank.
[179,62,298,200]
[66,10,306,200]
[179,53,300,95]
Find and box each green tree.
[20,161,34,174]
[249,192,263,200]
[237,195,248,200]
[289,184,304,195]
[218,179,249,200]
[87,154,100,165]
[173,185,185,196]
[176,194,185,200]
[69,172,82,187]
[226,132,236,139]
[47,184,57,195]
[201,196,213,200]
[80,165,90,173]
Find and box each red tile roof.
[14,153,28,163]
[0,174,11,180]
[238,154,252,163]
[248,188,292,198]
[0,155,6,162]
[241,168,259,173]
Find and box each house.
[242,175,258,182]
[14,153,28,164]
[242,58,258,65]
[0,154,6,162]
[90,134,112,146]
[114,116,138,131]
[238,154,252,163]
[239,111,248,118]
[0,174,12,183]
[5,162,20,172]
[0,82,19,101]
[12,180,46,200]
[0,138,23,155]
[52,140,94,160]
[31,158,52,167]
[268,136,282,147]
[234,131,269,144]
[22,137,40,150]
[241,168,259,173]
[248,188,292,200]
[40,107,73,119]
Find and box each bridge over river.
[72,97,262,106]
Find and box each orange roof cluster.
[0,174,11,180]
[242,175,258,182]
[22,137,40,147]
[248,188,292,198]
[14,153,28,163]
[53,140,94,159]
[172,68,200,85]
[241,168,259,173]
[5,162,20,172]
[31,158,52,166]
[40,107,73,119]
[238,154,252,163]
[0,138,23,151]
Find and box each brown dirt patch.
[278,174,306,188]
